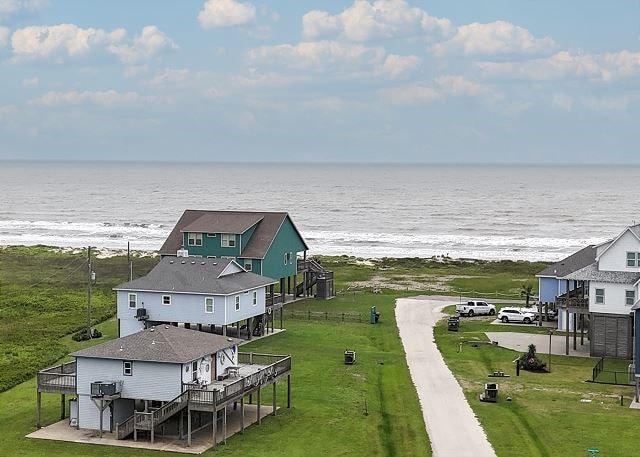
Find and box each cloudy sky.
[1,0,639,164]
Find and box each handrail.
[116,414,136,439]
[37,362,77,393]
[134,389,189,430]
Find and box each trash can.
[370,306,377,324]
[344,350,356,365]
[480,383,498,402]
[448,316,459,331]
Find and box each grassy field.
[0,293,429,457]
[434,313,637,457]
[0,246,157,391]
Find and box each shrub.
[518,344,547,372]
[71,328,102,342]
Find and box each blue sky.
[0,0,639,163]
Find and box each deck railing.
[37,362,77,393]
[116,414,136,439]
[556,297,589,308]
[134,390,190,430]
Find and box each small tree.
[520,283,534,306]
[518,344,547,371]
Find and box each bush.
[72,328,102,342]
[518,344,547,372]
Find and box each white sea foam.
[1,161,638,261]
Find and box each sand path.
[395,296,496,457]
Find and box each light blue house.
[37,325,292,449]
[115,256,276,338]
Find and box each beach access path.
[396,296,496,457]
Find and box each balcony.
[37,362,77,394]
[556,296,589,309]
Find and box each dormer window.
[221,234,236,247]
[627,252,640,267]
[188,233,203,247]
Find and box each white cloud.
[551,94,573,111]
[432,20,555,56]
[302,0,451,42]
[148,68,190,87]
[0,0,46,20]
[0,26,9,46]
[582,94,640,111]
[381,54,420,79]
[379,84,441,105]
[477,50,640,82]
[248,40,386,73]
[435,75,487,97]
[231,72,306,88]
[11,24,126,59]
[108,26,176,64]
[21,76,39,88]
[198,0,256,28]
[248,40,419,81]
[379,75,490,105]
[29,90,154,108]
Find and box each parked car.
[456,300,496,317]
[498,307,536,324]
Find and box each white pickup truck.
[456,300,496,317]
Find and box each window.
[192,361,198,382]
[284,253,288,265]
[235,295,240,311]
[162,295,171,305]
[187,233,202,246]
[244,260,252,271]
[595,288,605,304]
[207,256,217,259]
[221,234,236,247]
[204,297,214,313]
[626,290,636,306]
[253,291,257,306]
[628,252,640,267]
[123,361,133,376]
[128,293,137,309]
[289,252,293,264]
[206,233,217,238]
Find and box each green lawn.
[435,314,638,457]
[0,294,430,457]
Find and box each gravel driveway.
[396,296,496,457]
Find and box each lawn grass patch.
[435,314,638,456]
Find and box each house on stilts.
[36,325,291,449]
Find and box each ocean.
[0,161,638,262]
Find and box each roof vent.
[181,260,186,264]
[227,338,233,342]
[169,260,174,264]
[150,327,155,332]
[164,325,169,329]
[212,262,217,266]
[119,345,123,351]
[201,262,206,265]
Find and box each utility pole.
[128,241,133,281]
[87,246,92,339]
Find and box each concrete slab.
[396,296,497,457]
[27,404,277,454]
[485,332,592,358]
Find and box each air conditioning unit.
[91,381,122,397]
[136,308,148,320]
[177,249,189,257]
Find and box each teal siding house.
[160,210,327,302]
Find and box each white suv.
[498,307,536,324]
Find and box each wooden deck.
[37,362,76,394]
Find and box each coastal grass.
[435,315,637,457]
[1,294,430,457]
[0,245,156,392]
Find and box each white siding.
[215,345,238,379]
[589,281,636,315]
[181,355,214,385]
[598,230,640,272]
[219,262,244,276]
[117,287,267,337]
[78,395,111,431]
[76,357,182,402]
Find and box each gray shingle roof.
[181,213,264,235]
[536,245,597,278]
[114,256,276,294]
[71,325,241,363]
[561,262,640,284]
[159,210,309,259]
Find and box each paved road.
[396,296,496,457]
[485,331,591,357]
